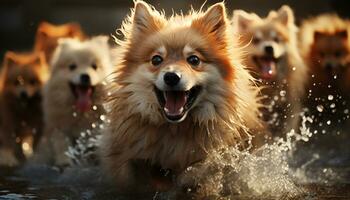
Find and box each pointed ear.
[131,1,162,38]
[192,3,227,40]
[4,51,17,68]
[275,5,294,26]
[67,23,84,38]
[232,10,256,33]
[336,30,348,39]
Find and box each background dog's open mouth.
[253,56,278,79]
[70,83,94,112]
[154,86,201,122]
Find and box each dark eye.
[151,55,163,66]
[69,63,77,71]
[29,79,38,86]
[273,37,280,43]
[253,37,260,44]
[334,51,342,58]
[92,63,98,70]
[187,55,200,66]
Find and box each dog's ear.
[275,5,294,26]
[4,51,18,68]
[67,23,84,38]
[232,10,256,33]
[192,3,228,41]
[131,1,163,38]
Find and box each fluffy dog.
[101,1,265,193]
[0,51,49,165]
[34,21,85,62]
[299,14,350,127]
[37,36,112,166]
[232,6,307,136]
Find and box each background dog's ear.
[192,3,227,41]
[4,51,17,68]
[131,1,162,38]
[275,5,295,26]
[232,10,256,33]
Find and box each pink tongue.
[75,87,93,112]
[260,60,276,79]
[164,91,187,116]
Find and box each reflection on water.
[0,115,350,199]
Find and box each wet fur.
[101,1,264,192]
[232,6,307,136]
[36,36,112,166]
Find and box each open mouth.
[154,85,202,123]
[253,55,279,79]
[69,82,95,112]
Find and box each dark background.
[1,0,350,59]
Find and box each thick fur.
[232,6,307,136]
[36,36,113,166]
[299,14,350,126]
[34,21,85,62]
[101,1,265,192]
[0,51,49,166]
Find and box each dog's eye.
[151,55,163,66]
[253,38,260,44]
[187,55,200,67]
[92,63,98,70]
[69,63,77,71]
[29,79,38,86]
[334,51,342,58]
[273,37,280,43]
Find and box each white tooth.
[179,107,184,113]
[164,107,169,113]
[163,92,167,100]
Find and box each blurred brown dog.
[34,21,85,62]
[0,51,49,166]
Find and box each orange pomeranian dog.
[232,6,307,137]
[34,21,85,62]
[299,14,350,127]
[0,51,49,166]
[100,1,265,193]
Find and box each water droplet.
[344,109,349,114]
[316,105,324,112]
[333,75,337,79]
[326,120,331,125]
[328,95,334,101]
[330,103,335,108]
[100,115,106,121]
[279,90,286,97]
[92,123,96,128]
[93,105,98,110]
[73,112,77,117]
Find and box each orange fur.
[299,14,350,128]
[34,21,85,62]
[101,1,265,192]
[0,51,49,165]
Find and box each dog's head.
[1,51,48,104]
[50,36,112,112]
[35,22,85,61]
[116,1,237,123]
[311,30,350,75]
[233,6,295,80]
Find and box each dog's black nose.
[80,74,91,85]
[20,91,28,99]
[264,46,274,55]
[164,72,181,87]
